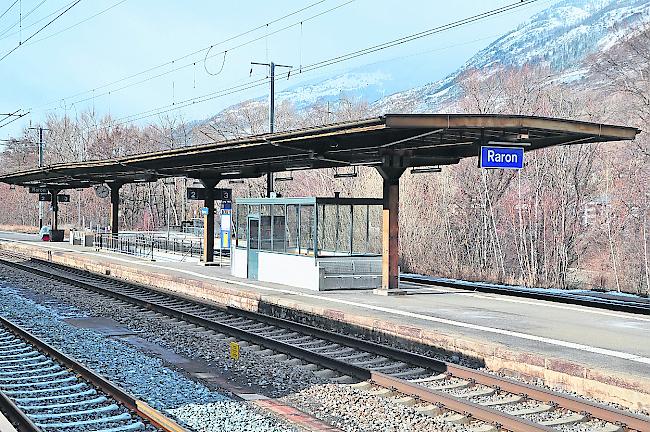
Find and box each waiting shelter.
[232,197,383,290]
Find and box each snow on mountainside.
[466,0,650,71]
[376,0,650,113]
[277,71,392,108]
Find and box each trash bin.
[50,229,65,242]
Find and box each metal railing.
[94,233,202,261]
[181,225,204,237]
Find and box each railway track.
[0,310,187,431]
[1,253,649,432]
[400,274,650,315]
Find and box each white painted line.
[3,236,650,366]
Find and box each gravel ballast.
[0,268,326,398]
[1,266,469,432]
[0,276,297,432]
[281,383,473,432]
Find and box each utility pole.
[251,61,291,197]
[28,126,48,228]
[39,127,43,228]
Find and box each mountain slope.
[375,0,650,113]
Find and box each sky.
[0,0,556,140]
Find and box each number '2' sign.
[186,187,232,201]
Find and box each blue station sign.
[479,146,524,169]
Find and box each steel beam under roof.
[0,114,640,189]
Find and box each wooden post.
[375,165,405,295]
[383,178,400,291]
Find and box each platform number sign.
[219,189,231,201]
[229,341,240,360]
[479,146,524,170]
[187,188,203,200]
[186,187,232,201]
[38,194,70,202]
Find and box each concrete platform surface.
[1,231,649,410]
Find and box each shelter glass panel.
[337,205,352,255]
[286,204,299,254]
[367,204,382,254]
[272,205,286,252]
[299,204,314,256]
[260,205,271,251]
[248,218,259,250]
[318,204,337,255]
[352,204,368,254]
[236,204,247,248]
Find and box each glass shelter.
[232,197,383,290]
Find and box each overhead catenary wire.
[0,111,29,130]
[263,0,548,95]
[295,0,541,74]
[204,49,227,76]
[0,110,21,126]
[0,0,20,21]
[25,0,129,46]
[0,0,48,38]
[74,0,540,137]
[35,0,339,110]
[0,0,82,62]
[110,75,271,126]
[0,0,76,41]
[44,0,355,111]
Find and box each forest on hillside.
[1,27,648,296]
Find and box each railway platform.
[1,230,649,411]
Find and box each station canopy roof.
[0,114,640,190]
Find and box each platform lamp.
[410,166,442,174]
[333,166,358,178]
[274,174,294,182]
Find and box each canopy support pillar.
[49,189,60,231]
[47,188,65,242]
[201,178,219,263]
[108,182,123,237]
[266,171,274,198]
[375,162,406,295]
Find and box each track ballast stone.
[0,268,326,397]
[0,277,297,432]
[0,265,475,432]
[281,383,473,432]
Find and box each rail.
[401,274,650,315]
[0,313,188,432]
